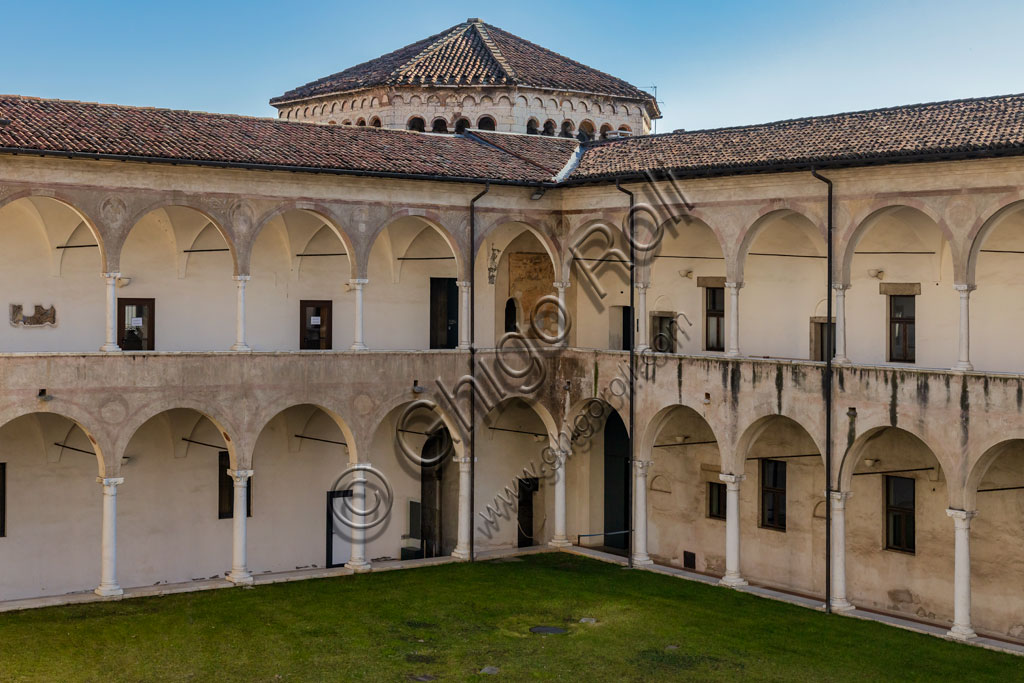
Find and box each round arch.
[365,212,465,281]
[122,202,239,276]
[965,198,1024,286]
[734,207,824,284]
[250,203,358,278]
[733,413,825,476]
[839,203,951,286]
[0,192,108,272]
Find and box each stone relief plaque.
[10,304,56,327]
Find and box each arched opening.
[249,404,352,572]
[842,427,950,625]
[474,221,558,347]
[578,121,595,142]
[370,117,381,128]
[559,120,575,138]
[504,297,518,333]
[250,208,354,350]
[121,206,235,351]
[969,201,1024,371]
[599,123,612,140]
[118,408,235,588]
[643,405,723,573]
[407,117,425,132]
[846,206,953,366]
[356,118,366,127]
[431,118,449,134]
[618,124,632,135]
[578,407,630,555]
[367,216,460,350]
[477,115,496,131]
[741,210,826,359]
[737,415,825,596]
[542,120,556,136]
[647,216,726,354]
[0,196,104,351]
[963,439,1024,638]
[454,118,470,134]
[526,118,539,135]
[0,412,103,599]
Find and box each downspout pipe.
[468,182,490,563]
[616,178,636,570]
[811,168,834,614]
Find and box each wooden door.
[117,298,155,350]
[300,300,332,350]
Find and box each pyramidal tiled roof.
[270,19,655,107]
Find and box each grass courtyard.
[0,553,1017,681]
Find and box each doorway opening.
[603,411,631,553]
[300,300,332,349]
[517,476,539,547]
[118,298,155,350]
[429,277,458,349]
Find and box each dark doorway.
[117,298,155,350]
[429,278,459,349]
[619,305,634,351]
[325,488,353,568]
[504,297,518,334]
[603,411,631,553]
[517,477,539,547]
[300,300,332,349]
[420,430,449,558]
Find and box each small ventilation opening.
[682,551,696,570]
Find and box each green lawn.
[0,553,1017,681]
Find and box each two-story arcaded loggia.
[1,18,1024,648]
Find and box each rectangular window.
[651,314,676,353]
[760,459,786,530]
[300,300,332,350]
[707,481,726,520]
[705,287,725,351]
[218,451,251,520]
[0,462,5,538]
[889,295,916,362]
[885,475,915,553]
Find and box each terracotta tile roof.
[467,130,579,176]
[0,96,567,184]
[571,93,1024,181]
[270,19,655,107]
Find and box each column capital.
[97,476,125,488]
[635,282,650,291]
[719,472,745,485]
[227,469,254,483]
[232,274,251,283]
[953,283,976,294]
[456,280,471,289]
[828,490,852,503]
[831,282,851,292]
[102,272,122,280]
[349,278,369,287]
[553,281,570,291]
[947,508,977,525]
[724,281,744,290]
[633,459,653,473]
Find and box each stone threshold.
[1,544,1021,658]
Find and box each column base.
[725,350,740,358]
[830,598,855,612]
[947,624,977,640]
[457,342,471,350]
[719,574,747,588]
[631,554,654,567]
[832,356,851,366]
[345,560,372,574]
[229,343,252,352]
[548,537,572,548]
[350,343,368,351]
[451,548,472,561]
[954,362,974,372]
[99,343,121,352]
[94,584,123,597]
[226,571,254,585]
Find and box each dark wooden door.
[517,477,539,547]
[300,300,332,350]
[117,298,155,350]
[429,278,458,349]
[603,411,631,551]
[420,433,447,558]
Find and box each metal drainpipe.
[811,168,834,614]
[468,182,489,563]
[616,179,636,569]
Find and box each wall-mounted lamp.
[863,458,878,468]
[680,269,694,279]
[121,456,133,466]
[530,188,546,201]
[867,269,885,280]
[116,276,132,288]
[702,392,711,405]
[412,380,425,394]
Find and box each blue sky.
[2,1,1022,132]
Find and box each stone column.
[829,490,854,610]
[349,278,369,350]
[95,477,124,596]
[553,281,570,347]
[549,449,571,547]
[632,459,653,566]
[719,473,747,586]
[635,283,649,351]
[230,275,251,351]
[345,466,372,573]
[947,508,978,639]
[100,272,121,352]
[225,469,254,584]
[725,282,743,357]
[452,455,473,560]
[457,280,471,350]
[832,283,850,364]
[954,284,975,371]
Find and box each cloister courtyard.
[0,553,1017,681]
